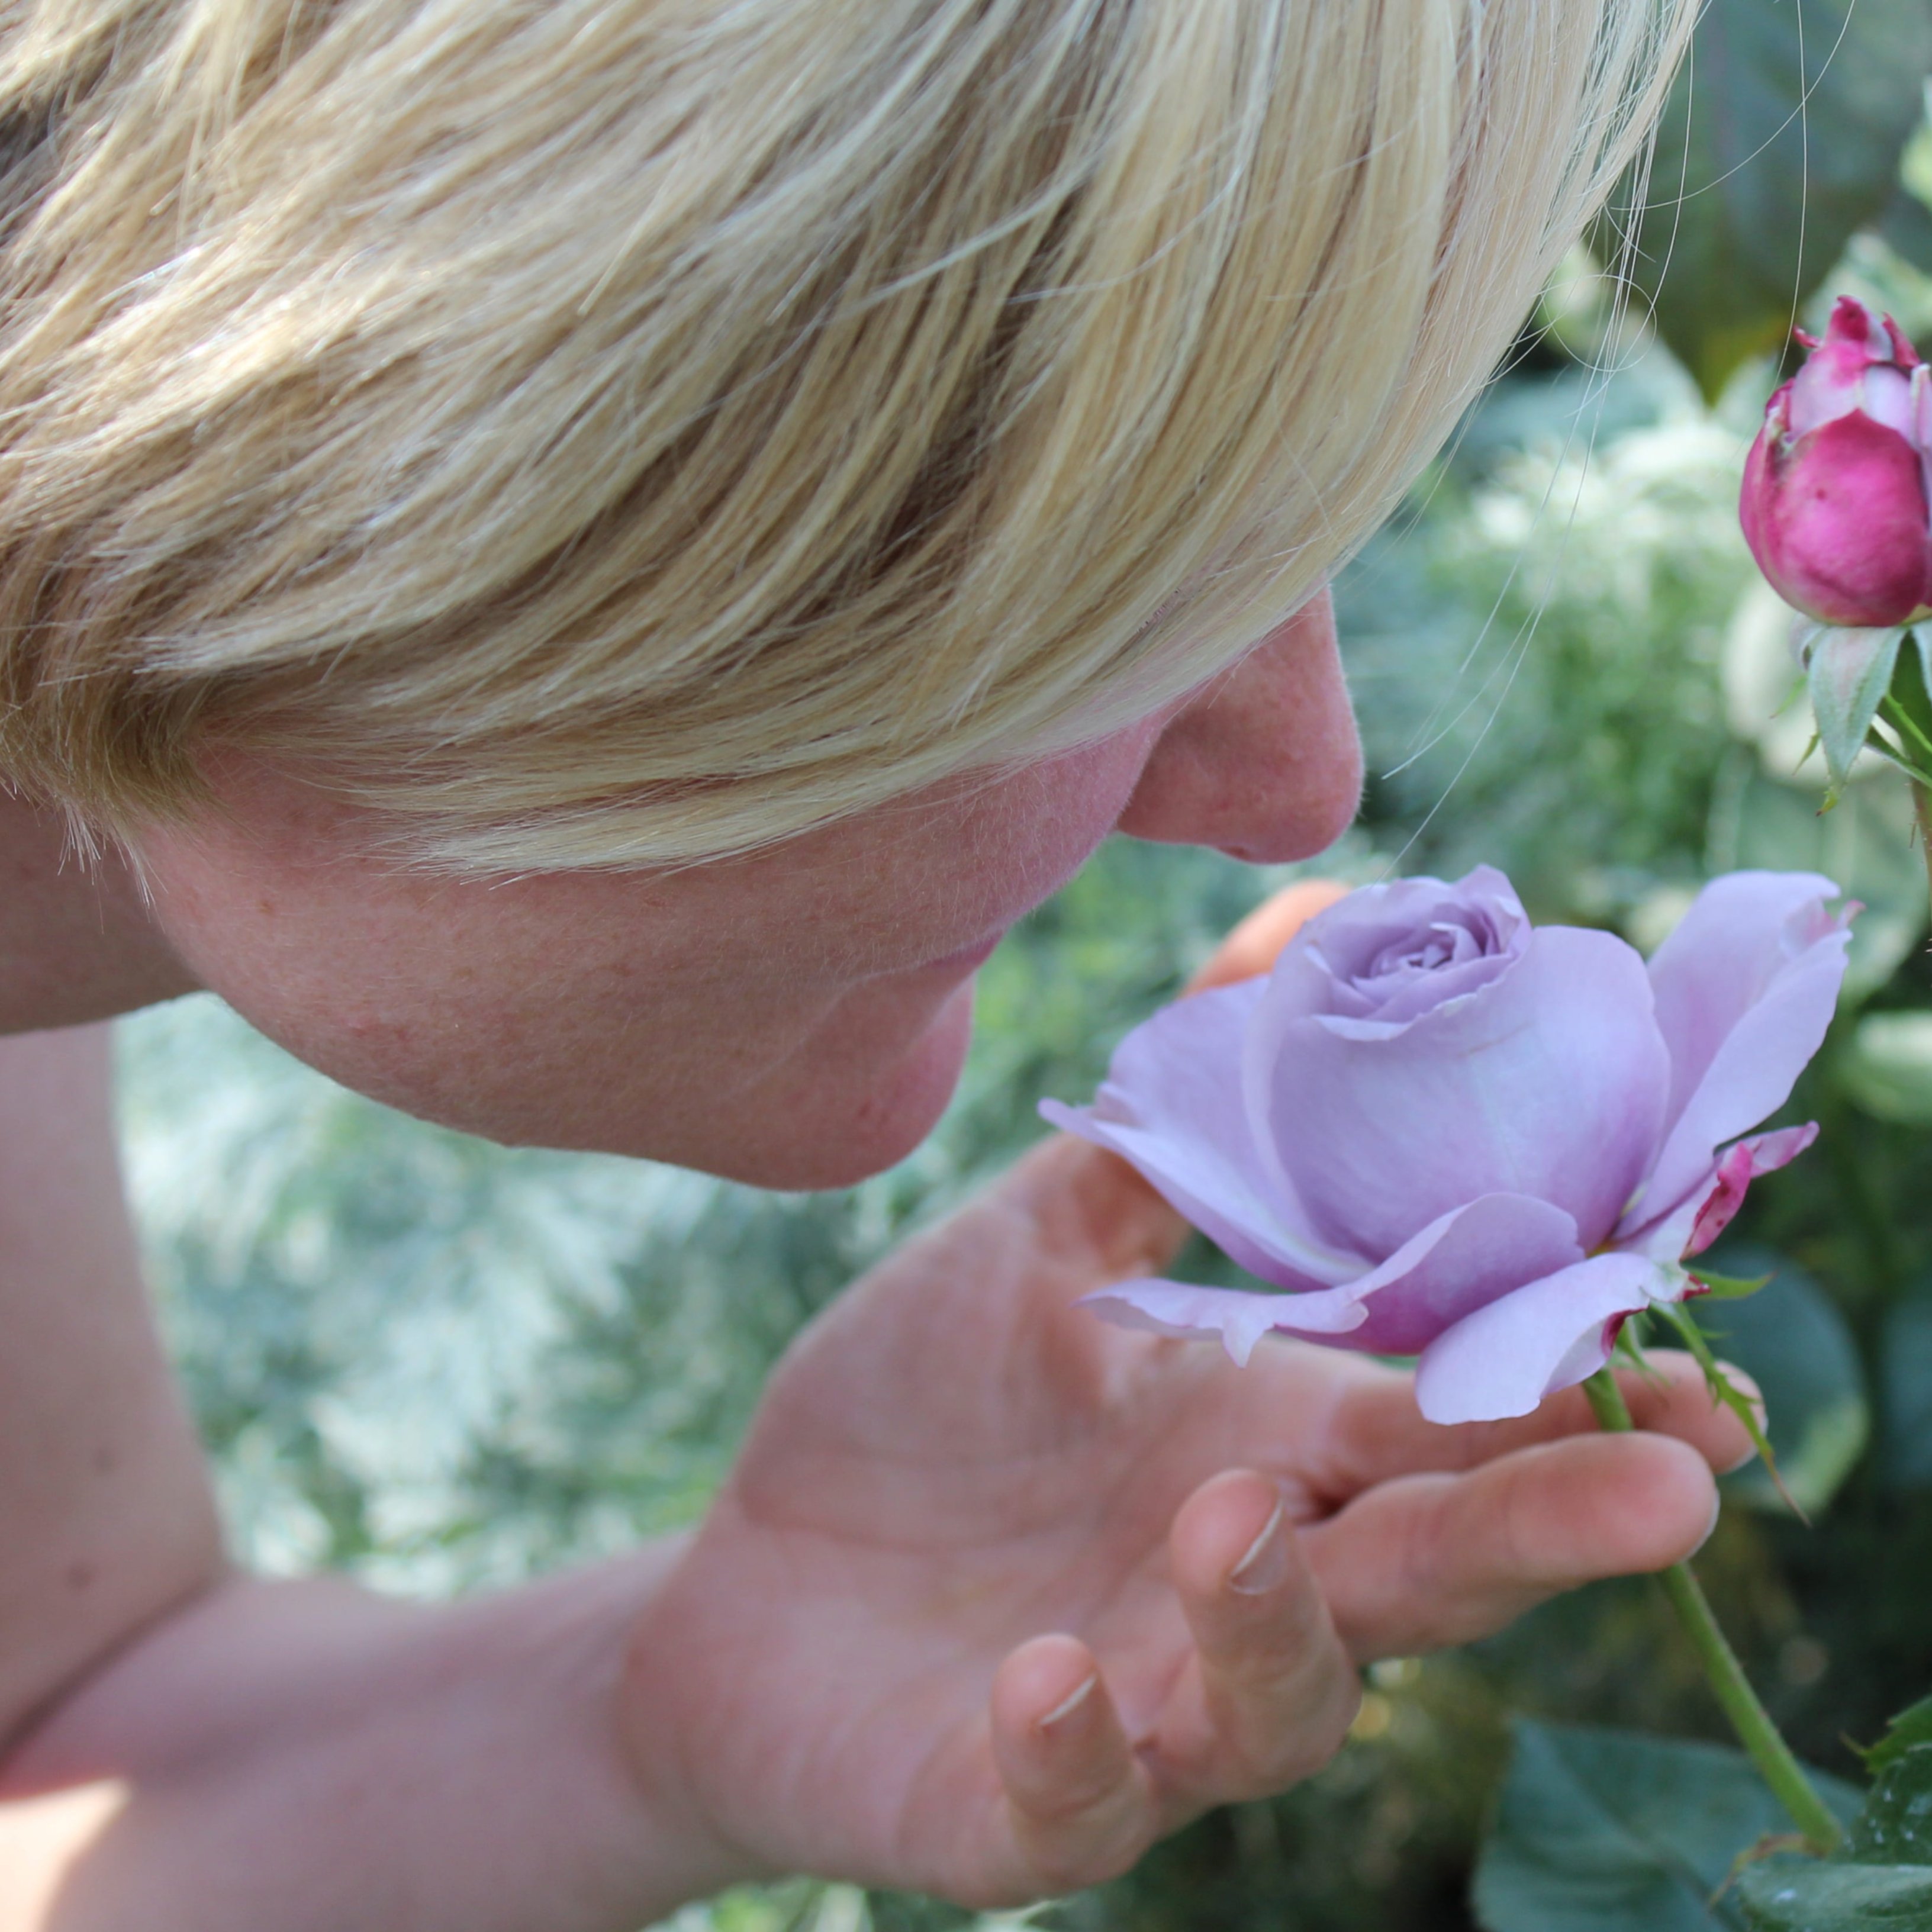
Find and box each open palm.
[622,900,1749,1910]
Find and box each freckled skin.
[132,594,1362,1184]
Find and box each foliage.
[1601,0,1932,398]
[1473,1721,1859,1932]
[1733,1699,1932,1928]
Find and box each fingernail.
[1229,1500,1288,1596]
[1039,1672,1097,1733]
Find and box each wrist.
[0,1545,761,1932]
[609,1528,780,1908]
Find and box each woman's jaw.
[130,593,1360,1185]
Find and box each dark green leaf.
[1737,1857,1932,1929]
[1867,1700,1932,1778]
[1883,1294,1932,1488]
[1601,0,1932,398]
[1849,1746,1932,1863]
[1474,1721,1862,1932]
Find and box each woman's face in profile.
[131,593,1361,1184]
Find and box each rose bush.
[1741,295,1932,629]
[1042,868,1850,1424]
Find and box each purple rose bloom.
[1041,868,1851,1424]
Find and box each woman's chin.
[693,977,979,1191]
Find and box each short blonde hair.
[0,0,1685,870]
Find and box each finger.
[1000,1132,1191,1283]
[1305,1428,1720,1660]
[1157,1469,1360,1802]
[1293,1350,1756,1505]
[1186,880,1351,995]
[988,1633,1158,1896]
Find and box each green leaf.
[1691,1270,1775,1300]
[1866,1699,1932,1778]
[1805,627,1906,796]
[1736,1857,1932,1929]
[1883,1294,1932,1490]
[1601,0,1932,398]
[1847,1746,1932,1864]
[1688,1246,1871,1518]
[1734,1730,1932,1927]
[1474,1721,1863,1932]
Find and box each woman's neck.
[0,794,201,1034]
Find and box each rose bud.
[1740,295,1932,629]
[1042,869,1850,1425]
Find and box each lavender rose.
[1041,868,1851,1425]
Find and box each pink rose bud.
[1741,297,1932,627]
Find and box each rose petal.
[1334,1192,1585,1353]
[1626,873,1849,1236]
[1039,977,1359,1290]
[1413,1253,1686,1425]
[1786,296,1919,436]
[1077,1276,1371,1367]
[1625,1122,1819,1263]
[1078,1191,1583,1367]
[1741,408,1932,628]
[1261,866,1530,1027]
[1259,925,1670,1255]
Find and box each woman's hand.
[620,886,1753,1910]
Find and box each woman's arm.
[0,1028,746,1932]
[0,1557,746,1932]
[0,1026,222,1754]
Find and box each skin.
[0,591,1754,1929]
[128,598,1362,1183]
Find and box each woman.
[0,3,1750,1925]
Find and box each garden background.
[109,6,1932,1927]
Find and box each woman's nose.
[1115,587,1363,862]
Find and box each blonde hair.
[0,0,1685,871]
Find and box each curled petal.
[1040,977,1358,1289]
[1077,1277,1370,1367]
[1079,1192,1582,1366]
[1627,874,1848,1237]
[1785,295,1920,437]
[1262,866,1530,1026]
[1627,1122,1820,1264]
[1413,1254,1686,1425]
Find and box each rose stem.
[1581,1368,1843,1852]
[1914,782,1932,914]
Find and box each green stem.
[1914,781,1932,916]
[1582,1369,1843,1852]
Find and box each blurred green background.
[113,23,1932,1932]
